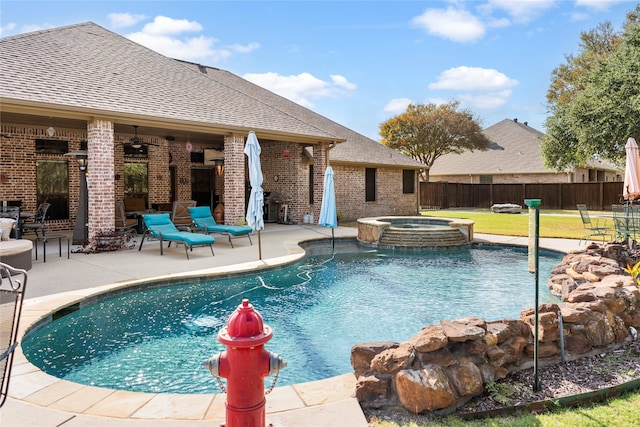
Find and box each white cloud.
[384,98,413,114]
[125,16,258,64]
[228,42,260,53]
[428,66,519,110]
[575,0,623,11]
[429,66,519,91]
[482,0,556,23]
[0,22,17,37]
[458,90,514,109]
[411,7,485,42]
[243,72,356,108]
[107,13,146,29]
[140,16,202,35]
[331,75,357,90]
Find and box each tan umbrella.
[624,137,640,201]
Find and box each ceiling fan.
[125,125,159,149]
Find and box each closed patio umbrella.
[624,137,640,201]
[244,131,264,260]
[318,165,337,248]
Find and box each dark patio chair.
[171,200,196,231]
[115,201,138,236]
[0,262,28,408]
[577,204,612,244]
[21,202,50,238]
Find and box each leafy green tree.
[379,102,490,180]
[542,6,640,170]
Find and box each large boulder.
[371,342,415,374]
[355,374,392,407]
[351,342,398,375]
[396,367,458,413]
[408,325,448,353]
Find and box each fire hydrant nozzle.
[203,298,286,427]
[269,352,287,376]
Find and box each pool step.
[379,227,468,248]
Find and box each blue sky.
[0,1,635,141]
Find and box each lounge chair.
[189,206,253,248]
[138,213,215,259]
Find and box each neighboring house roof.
[429,118,620,176]
[0,22,422,169]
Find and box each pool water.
[22,245,561,394]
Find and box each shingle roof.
[429,118,620,176]
[0,22,422,169]
[0,22,334,139]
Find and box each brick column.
[87,119,115,239]
[313,142,329,221]
[223,133,247,225]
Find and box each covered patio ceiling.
[1,112,224,147]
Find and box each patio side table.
[35,234,70,263]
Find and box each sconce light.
[283,150,290,158]
[214,159,225,176]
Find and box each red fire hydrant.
[204,298,287,427]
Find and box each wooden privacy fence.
[420,182,624,211]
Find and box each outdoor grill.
[264,192,282,223]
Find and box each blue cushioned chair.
[139,213,215,259]
[189,206,253,248]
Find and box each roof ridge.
[0,21,95,41]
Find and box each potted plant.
[92,231,125,252]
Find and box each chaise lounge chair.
[138,213,215,259]
[189,206,253,248]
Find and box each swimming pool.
[22,242,562,394]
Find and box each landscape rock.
[396,367,458,413]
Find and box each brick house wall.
[0,123,88,233]
[1,121,416,235]
[333,165,418,220]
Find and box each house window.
[365,168,376,202]
[402,170,415,194]
[36,160,69,220]
[124,163,148,202]
[479,175,493,184]
[309,164,314,204]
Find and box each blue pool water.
[22,244,561,394]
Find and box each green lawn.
[419,208,613,240]
[370,390,640,426]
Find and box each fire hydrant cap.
[219,299,273,347]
